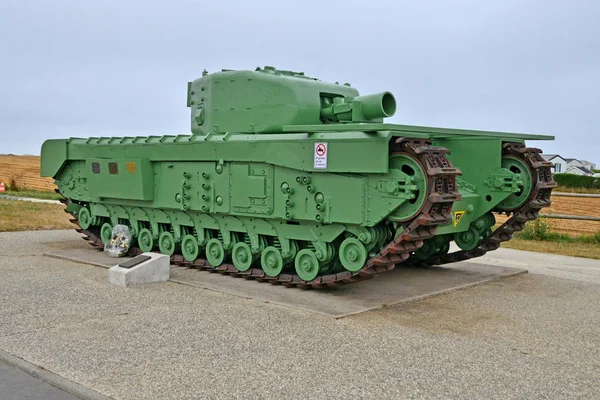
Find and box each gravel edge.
[0,348,114,400]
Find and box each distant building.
[579,160,597,170]
[541,154,596,175]
[541,154,567,173]
[564,158,583,168]
[565,166,595,176]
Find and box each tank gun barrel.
[320,91,397,123]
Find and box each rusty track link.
[406,143,557,267]
[62,138,461,288]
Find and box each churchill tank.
[41,66,556,288]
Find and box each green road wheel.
[339,237,367,272]
[454,226,480,251]
[100,223,113,245]
[295,249,320,281]
[181,234,199,262]
[78,207,92,230]
[387,153,428,222]
[232,242,253,271]
[497,156,533,211]
[415,239,436,260]
[206,238,225,266]
[437,241,450,256]
[158,231,176,256]
[138,228,154,253]
[261,246,284,277]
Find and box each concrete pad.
[108,253,170,287]
[45,247,526,317]
[5,231,599,399]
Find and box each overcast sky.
[1,0,598,164]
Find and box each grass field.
[2,189,62,200]
[556,185,600,194]
[0,154,56,191]
[502,239,600,260]
[0,199,73,232]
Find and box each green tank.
[41,66,556,288]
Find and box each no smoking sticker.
[314,142,328,169]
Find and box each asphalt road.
[1,230,599,399]
[0,359,80,400]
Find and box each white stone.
[108,253,170,287]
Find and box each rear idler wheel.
[159,231,176,256]
[181,234,199,262]
[138,228,154,253]
[261,246,284,277]
[386,152,428,222]
[295,249,320,281]
[496,156,533,211]
[232,242,253,271]
[206,238,225,267]
[339,237,367,272]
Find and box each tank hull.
[40,66,556,287]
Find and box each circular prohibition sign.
[316,144,326,156]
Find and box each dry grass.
[501,238,600,260]
[0,154,56,191]
[0,199,73,232]
[555,185,600,194]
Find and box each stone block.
[108,253,170,287]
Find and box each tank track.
[62,138,461,289]
[405,142,557,267]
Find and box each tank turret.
[187,66,395,135]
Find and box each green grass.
[498,218,600,260]
[502,238,600,260]
[0,199,73,232]
[1,189,62,200]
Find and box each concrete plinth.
[47,246,526,317]
[108,253,170,287]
